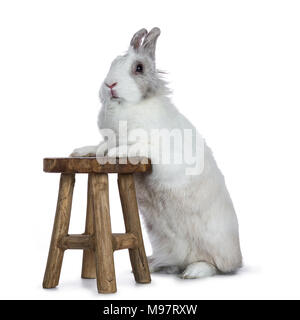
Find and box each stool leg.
[81,174,96,279]
[118,174,151,284]
[90,173,117,293]
[43,173,75,288]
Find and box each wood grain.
[118,174,151,284]
[59,233,138,251]
[112,233,138,251]
[59,234,94,250]
[81,174,96,279]
[43,158,152,293]
[90,173,117,293]
[43,173,75,289]
[43,157,151,174]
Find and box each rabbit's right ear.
[141,27,161,60]
[130,28,148,50]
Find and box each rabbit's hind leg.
[147,256,181,274]
[155,265,182,274]
[180,261,217,279]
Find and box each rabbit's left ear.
[130,28,148,50]
[142,27,161,59]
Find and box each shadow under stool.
[42,156,151,293]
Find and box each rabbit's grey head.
[100,27,168,106]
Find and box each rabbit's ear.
[142,27,161,60]
[130,28,148,50]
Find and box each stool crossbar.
[42,157,151,293]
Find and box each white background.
[0,0,300,300]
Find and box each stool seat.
[42,156,152,293]
[44,157,151,173]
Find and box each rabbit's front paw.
[107,146,128,158]
[70,145,97,157]
[108,143,149,159]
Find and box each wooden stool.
[42,157,151,293]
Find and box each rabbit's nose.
[105,82,118,89]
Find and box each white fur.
[71,145,99,157]
[180,262,217,279]
[72,35,242,279]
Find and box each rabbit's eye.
[136,63,143,73]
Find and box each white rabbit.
[72,28,242,279]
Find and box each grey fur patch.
[130,54,169,99]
